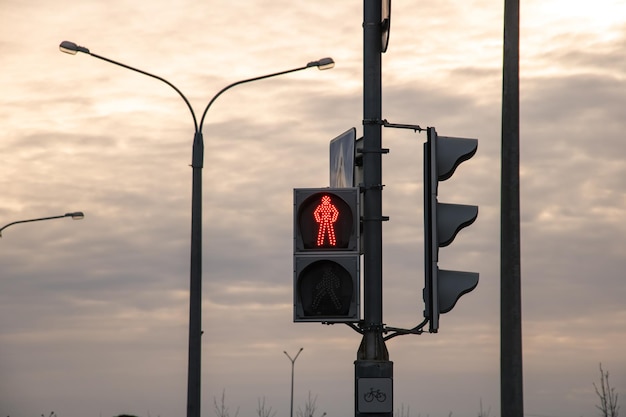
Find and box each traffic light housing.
[424,127,479,332]
[293,188,360,322]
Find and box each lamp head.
[307,57,335,70]
[59,41,90,55]
[66,212,85,220]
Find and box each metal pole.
[284,348,303,417]
[501,0,524,416]
[291,361,294,417]
[358,0,387,363]
[187,132,203,417]
[355,1,392,416]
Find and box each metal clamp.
[363,118,385,125]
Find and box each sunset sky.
[1,1,625,416]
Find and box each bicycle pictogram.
[363,387,387,403]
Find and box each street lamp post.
[284,347,303,417]
[59,41,334,417]
[0,212,84,237]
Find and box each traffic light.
[293,188,360,322]
[423,127,479,332]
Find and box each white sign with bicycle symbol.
[357,377,393,413]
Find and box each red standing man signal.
[313,195,339,247]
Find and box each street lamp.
[0,212,85,237]
[284,347,303,417]
[59,40,334,417]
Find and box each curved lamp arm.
[283,347,304,363]
[0,212,84,237]
[199,57,334,130]
[60,41,199,132]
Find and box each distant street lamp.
[284,347,303,417]
[59,41,334,417]
[0,212,84,238]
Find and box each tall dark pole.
[359,0,386,362]
[501,0,524,416]
[359,0,385,361]
[355,1,392,416]
[188,131,203,417]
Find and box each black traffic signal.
[424,127,479,332]
[293,188,360,322]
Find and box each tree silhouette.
[594,363,620,417]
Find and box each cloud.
[2,1,626,416]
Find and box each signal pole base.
[354,359,393,416]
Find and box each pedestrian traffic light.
[423,127,479,332]
[293,188,360,322]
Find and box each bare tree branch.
[257,396,277,417]
[594,363,620,417]
[213,389,240,417]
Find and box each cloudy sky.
[1,1,625,416]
